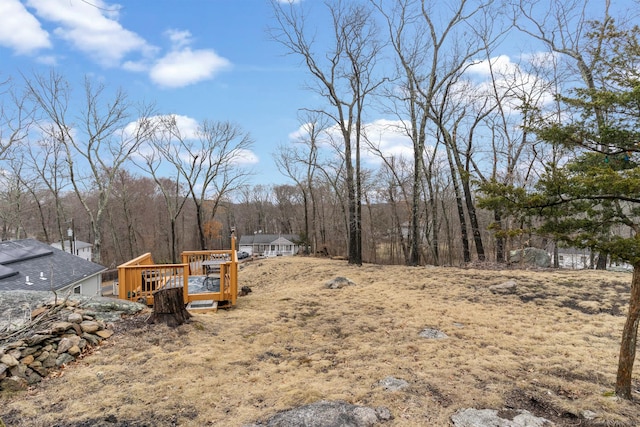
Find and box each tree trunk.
[616,264,640,399]
[596,252,608,270]
[494,210,505,263]
[147,287,191,328]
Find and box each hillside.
[1,256,639,426]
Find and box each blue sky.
[0,0,638,186]
[0,0,313,184]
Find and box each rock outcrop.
[509,248,551,268]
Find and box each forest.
[0,0,637,270]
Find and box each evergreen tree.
[481,20,640,399]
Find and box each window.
[558,255,564,263]
[73,285,81,294]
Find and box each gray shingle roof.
[238,234,299,245]
[0,239,106,292]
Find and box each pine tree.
[481,19,640,399]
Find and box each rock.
[20,355,35,365]
[324,277,356,289]
[35,351,50,363]
[57,336,81,354]
[82,333,101,346]
[67,312,83,324]
[419,328,448,339]
[0,354,19,368]
[25,369,42,385]
[489,280,517,294]
[250,400,392,426]
[26,334,53,346]
[51,322,73,334]
[4,340,25,350]
[55,353,75,367]
[42,354,58,368]
[0,292,128,392]
[20,346,39,357]
[30,364,48,377]
[67,345,81,357]
[95,329,114,339]
[9,364,27,378]
[509,248,551,268]
[79,321,100,333]
[378,376,409,391]
[451,408,553,427]
[0,291,146,332]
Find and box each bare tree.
[152,117,253,250]
[0,78,34,161]
[24,71,155,263]
[270,0,386,265]
[273,112,327,254]
[136,115,194,262]
[374,0,508,264]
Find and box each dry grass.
[2,256,640,426]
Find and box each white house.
[238,234,300,257]
[51,239,93,262]
[0,239,106,296]
[554,247,633,271]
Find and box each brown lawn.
[1,256,640,426]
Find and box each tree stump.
[147,287,191,327]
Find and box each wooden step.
[186,300,218,313]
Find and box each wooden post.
[147,287,191,327]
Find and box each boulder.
[324,277,356,289]
[249,400,392,426]
[451,408,553,427]
[419,328,448,339]
[509,248,551,268]
[378,376,409,391]
[489,280,517,294]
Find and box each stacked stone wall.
[0,299,114,391]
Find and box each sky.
[0,0,317,185]
[0,0,638,187]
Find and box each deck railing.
[117,254,189,305]
[117,239,238,308]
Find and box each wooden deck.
[117,237,239,309]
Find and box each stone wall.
[0,297,137,392]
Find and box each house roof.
[0,239,106,292]
[238,234,300,245]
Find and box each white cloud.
[26,0,153,67]
[231,148,259,165]
[288,118,414,165]
[150,48,231,88]
[0,0,50,54]
[464,54,555,113]
[362,119,413,164]
[165,29,193,50]
[466,54,515,78]
[1,1,229,89]
[125,114,200,141]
